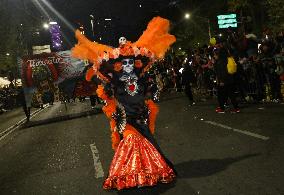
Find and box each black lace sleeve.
[111,103,127,134]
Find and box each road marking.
[204,120,270,141]
[0,105,49,141]
[90,143,104,178]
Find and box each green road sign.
[217,14,237,29]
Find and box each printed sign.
[19,51,94,106]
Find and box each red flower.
[135,60,143,68]
[128,84,135,91]
[114,62,122,72]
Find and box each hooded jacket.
[214,47,235,85]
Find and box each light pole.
[90,15,95,38]
[196,16,211,40]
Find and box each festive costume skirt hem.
[103,130,176,190]
[103,170,175,190]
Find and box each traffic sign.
[217,14,238,29]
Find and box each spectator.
[245,28,258,59]
[182,61,196,106]
[214,43,240,113]
[17,87,30,122]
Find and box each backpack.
[227,57,237,74]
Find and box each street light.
[43,23,49,29]
[90,15,95,37]
[185,13,191,19]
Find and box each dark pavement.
[0,94,284,195]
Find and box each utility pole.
[90,15,95,39]
[208,19,211,39]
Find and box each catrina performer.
[72,17,176,190]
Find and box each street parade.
[0,0,284,194]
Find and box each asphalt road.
[0,95,284,195]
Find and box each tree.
[228,0,267,34]
[228,0,284,33]
[266,0,284,30]
[172,21,194,51]
[0,1,18,74]
[0,0,42,75]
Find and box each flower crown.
[98,41,154,65]
[72,16,176,82]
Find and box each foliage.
[0,1,18,73]
[228,0,250,11]
[0,0,41,75]
[172,17,211,52]
[266,0,284,30]
[228,0,284,33]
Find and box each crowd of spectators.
[150,28,284,106]
[1,29,284,114]
[0,86,22,113]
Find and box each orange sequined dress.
[103,127,176,190]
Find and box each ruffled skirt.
[103,131,175,190]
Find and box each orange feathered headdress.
[72,16,176,81]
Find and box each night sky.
[6,0,227,49]
[41,0,178,46]
[18,0,175,46]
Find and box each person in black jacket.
[182,61,196,105]
[17,87,31,122]
[214,43,240,113]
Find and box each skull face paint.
[121,58,134,74]
[119,59,139,96]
